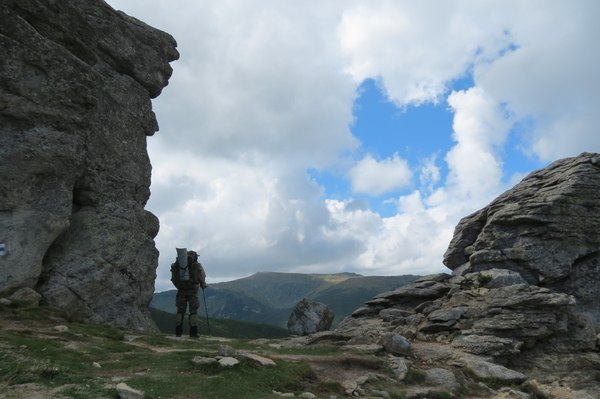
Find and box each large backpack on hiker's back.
[170,251,204,290]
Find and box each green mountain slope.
[312,275,420,324]
[152,272,419,328]
[216,272,361,309]
[149,307,290,339]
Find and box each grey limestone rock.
[460,357,527,383]
[7,287,41,307]
[443,153,600,324]
[468,268,528,288]
[452,334,522,356]
[379,307,413,322]
[420,306,467,333]
[191,356,218,365]
[424,368,458,390]
[287,298,335,336]
[116,382,144,399]
[388,356,409,380]
[374,280,451,309]
[381,333,411,356]
[0,0,178,331]
[218,357,239,367]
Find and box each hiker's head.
[187,250,198,263]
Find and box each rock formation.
[320,153,600,397]
[444,152,600,325]
[287,298,335,336]
[0,0,178,331]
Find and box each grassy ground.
[2,304,556,399]
[0,305,351,398]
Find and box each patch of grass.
[61,384,116,399]
[521,382,550,399]
[339,355,385,371]
[313,380,345,396]
[0,311,150,393]
[403,367,427,384]
[0,330,93,384]
[426,391,455,399]
[125,358,323,399]
[68,321,125,341]
[135,334,176,347]
[0,305,410,399]
[453,370,493,398]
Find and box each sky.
[105,0,600,292]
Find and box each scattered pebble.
[218,357,239,367]
[116,382,144,399]
[53,325,69,333]
[191,356,218,365]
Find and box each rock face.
[287,298,335,336]
[0,0,178,330]
[444,152,600,324]
[326,153,600,396]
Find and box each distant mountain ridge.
[151,272,419,328]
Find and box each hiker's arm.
[198,263,207,288]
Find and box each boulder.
[116,382,144,399]
[236,351,276,366]
[191,356,218,365]
[388,356,409,380]
[0,0,178,330]
[287,298,335,336]
[381,333,411,356]
[52,325,69,333]
[460,357,526,383]
[8,287,41,307]
[218,357,239,367]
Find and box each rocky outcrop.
[0,0,178,331]
[444,152,600,324]
[325,153,600,397]
[287,298,335,336]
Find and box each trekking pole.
[201,287,211,335]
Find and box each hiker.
[170,248,207,338]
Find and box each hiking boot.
[175,325,183,337]
[190,325,198,338]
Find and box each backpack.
[171,252,205,290]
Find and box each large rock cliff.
[0,0,178,331]
[322,153,600,397]
[444,152,600,325]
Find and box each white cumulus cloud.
[338,0,513,106]
[105,0,600,291]
[348,153,412,195]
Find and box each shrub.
[477,274,493,286]
[403,367,427,384]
